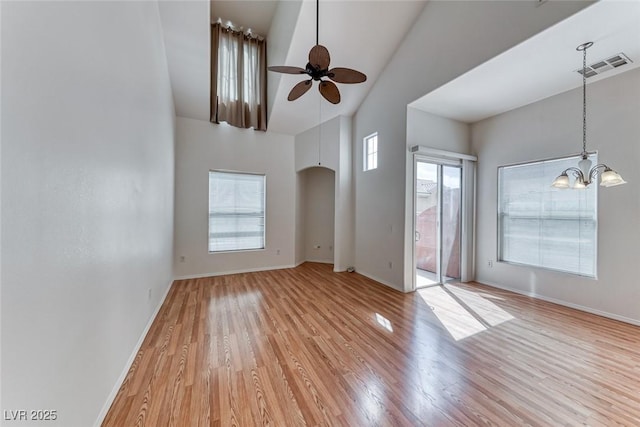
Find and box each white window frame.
[363,132,378,171]
[497,154,598,278]
[208,170,266,253]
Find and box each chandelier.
[551,42,626,189]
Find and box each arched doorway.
[296,167,336,265]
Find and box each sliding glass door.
[415,159,462,287]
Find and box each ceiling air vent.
[577,53,633,78]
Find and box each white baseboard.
[304,259,333,265]
[356,269,403,292]
[173,264,297,281]
[298,260,344,271]
[476,279,640,327]
[93,279,174,427]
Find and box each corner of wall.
[93,278,174,426]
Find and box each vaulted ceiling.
[159,0,427,135]
[158,0,640,135]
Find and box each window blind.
[498,154,597,277]
[208,171,265,252]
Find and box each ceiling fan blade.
[309,45,330,70]
[319,80,340,104]
[268,66,306,75]
[328,67,367,84]
[288,80,313,101]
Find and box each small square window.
[364,133,378,171]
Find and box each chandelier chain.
[582,46,587,155]
[551,41,626,189]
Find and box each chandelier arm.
[588,164,609,182]
[563,167,586,182]
[564,167,583,176]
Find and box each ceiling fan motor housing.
[305,62,327,80]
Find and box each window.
[364,133,378,171]
[210,24,267,131]
[208,171,265,252]
[498,154,597,277]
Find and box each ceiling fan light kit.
[551,41,626,189]
[267,0,367,104]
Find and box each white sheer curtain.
[211,23,267,131]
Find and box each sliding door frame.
[410,146,477,292]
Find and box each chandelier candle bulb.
[573,178,586,189]
[600,168,626,187]
[551,172,570,189]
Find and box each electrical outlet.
[488,260,493,268]
[388,261,393,269]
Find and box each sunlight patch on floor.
[419,287,486,340]
[418,285,515,341]
[416,269,439,287]
[445,285,514,327]
[375,313,393,332]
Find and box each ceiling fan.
[267,0,367,104]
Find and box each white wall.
[174,117,296,278]
[295,116,340,171]
[1,2,176,426]
[295,115,354,271]
[472,68,640,325]
[406,108,470,152]
[295,170,307,265]
[301,167,335,263]
[336,116,355,271]
[157,0,210,122]
[267,0,303,122]
[352,1,591,291]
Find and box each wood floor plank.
[103,262,640,426]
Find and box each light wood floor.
[103,263,640,426]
